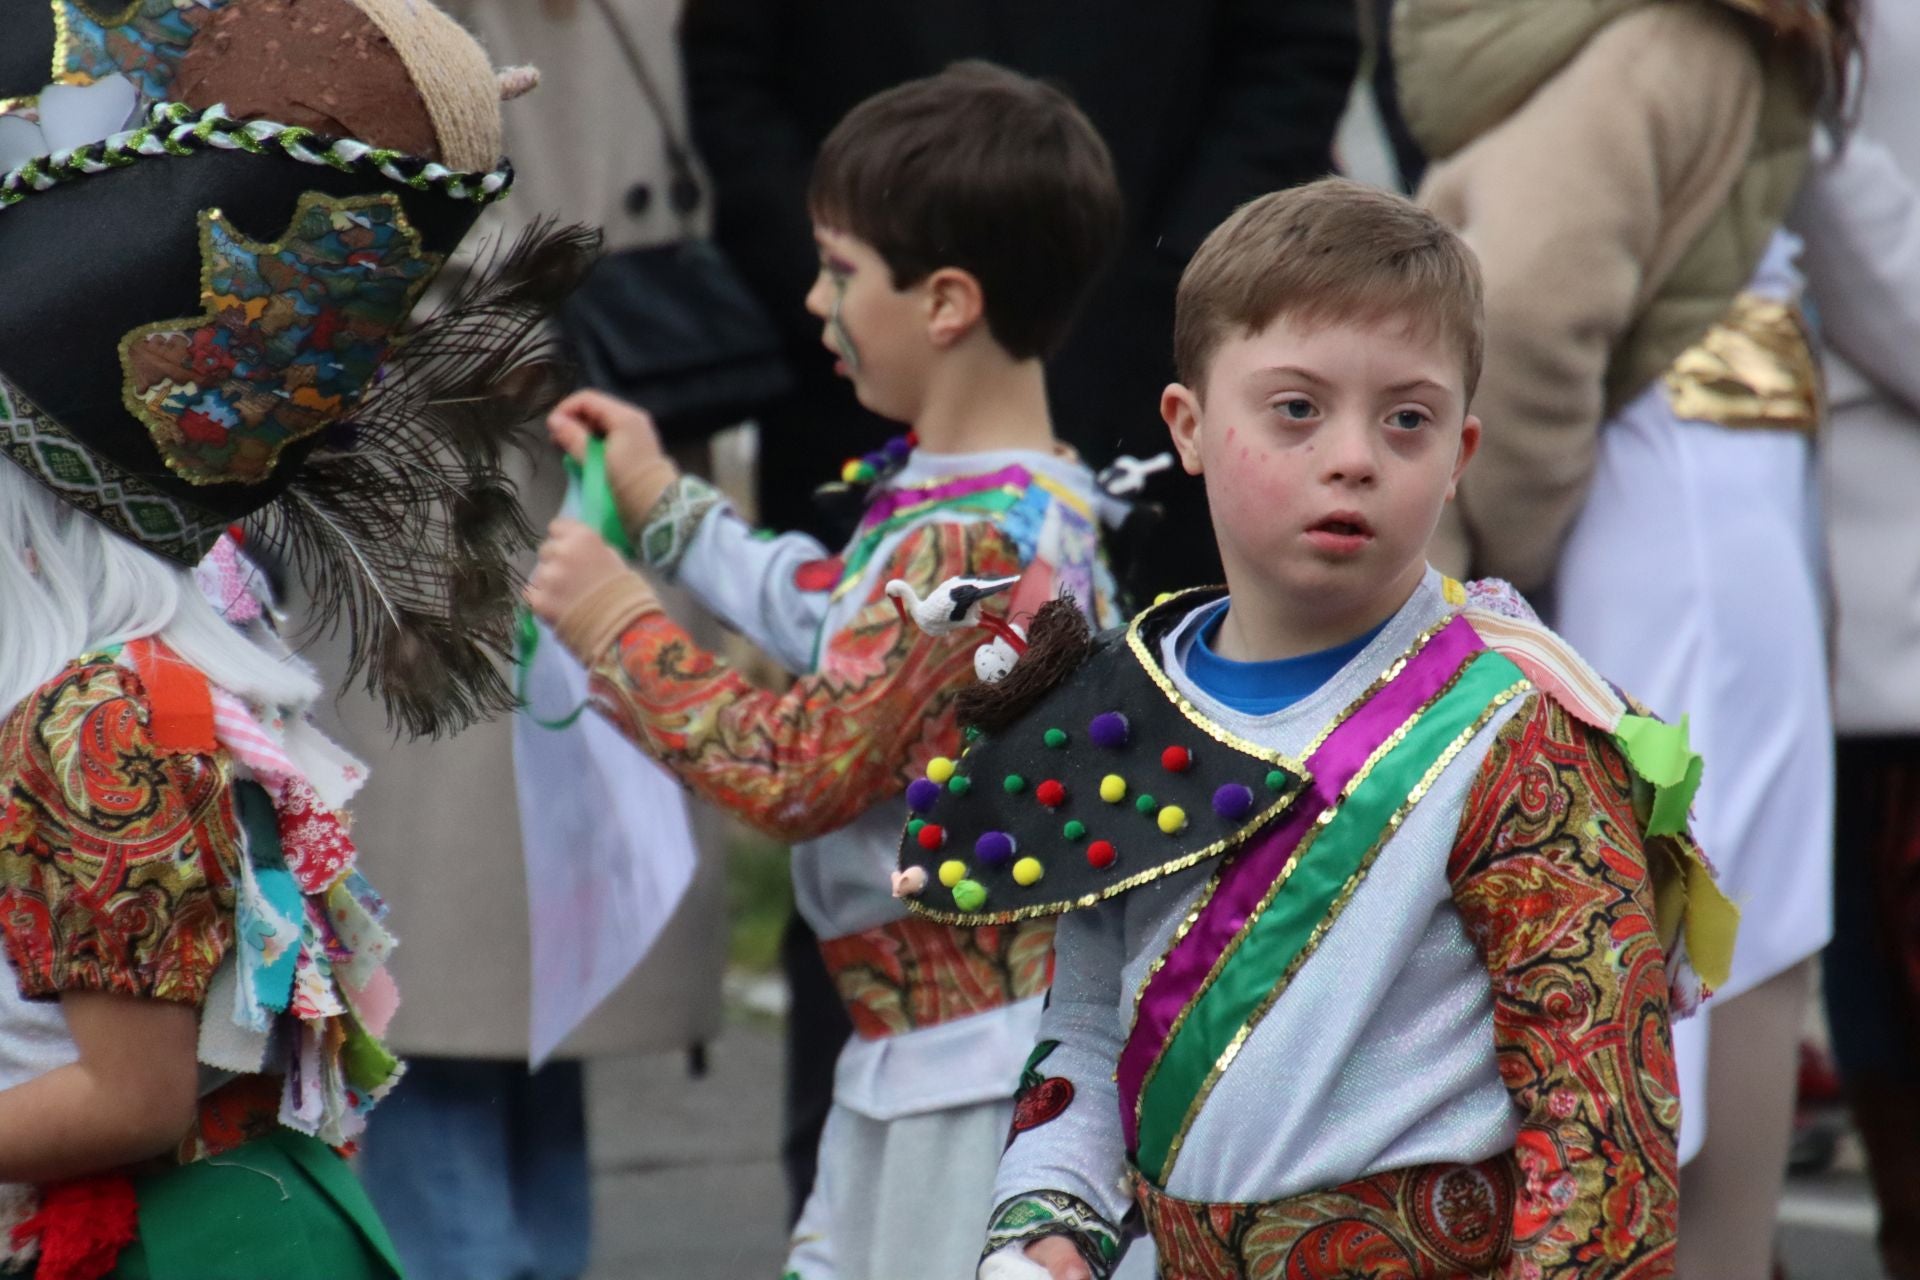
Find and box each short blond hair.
[1174,178,1484,402]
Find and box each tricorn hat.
[0,0,598,733]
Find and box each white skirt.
[1553,382,1833,1161]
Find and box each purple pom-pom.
[975,831,1018,865]
[883,436,913,463]
[1212,783,1256,822]
[1089,712,1131,749]
[863,451,888,471]
[906,778,943,813]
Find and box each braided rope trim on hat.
[0,101,514,209]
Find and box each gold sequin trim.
[1663,292,1821,434]
[904,591,1320,927]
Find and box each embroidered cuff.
[635,474,723,578]
[983,1192,1123,1280]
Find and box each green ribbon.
[1612,713,1703,838]
[1133,650,1524,1183]
[515,437,631,731]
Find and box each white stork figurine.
[886,574,1029,683]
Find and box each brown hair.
[1173,177,1485,403]
[809,61,1123,360]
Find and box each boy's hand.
[547,389,681,527]
[1024,1237,1092,1280]
[526,518,640,628]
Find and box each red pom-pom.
[14,1173,139,1280]
[1035,780,1067,808]
[1161,746,1192,773]
[916,823,947,850]
[1087,840,1117,870]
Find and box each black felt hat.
[898,590,1308,925]
[0,1,600,734]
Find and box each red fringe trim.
[12,1174,139,1280]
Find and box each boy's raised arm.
[985,901,1135,1280]
[554,519,1020,843]
[1445,694,1679,1278]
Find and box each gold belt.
[1663,291,1822,433]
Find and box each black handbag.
[558,0,792,443]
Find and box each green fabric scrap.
[342,1018,402,1094]
[1612,713,1703,837]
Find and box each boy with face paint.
[526,62,1125,1280]
[879,179,1740,1280]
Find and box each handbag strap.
[586,0,703,227]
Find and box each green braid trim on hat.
[0,378,226,563]
[0,101,514,209]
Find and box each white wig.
[0,461,320,721]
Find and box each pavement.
[581,1015,1892,1280]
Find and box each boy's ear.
[1162,383,1205,475]
[1447,413,1482,499]
[924,267,986,348]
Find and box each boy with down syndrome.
[891,179,1736,1280]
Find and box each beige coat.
[306,0,729,1061]
[443,0,699,253]
[1402,0,1817,588]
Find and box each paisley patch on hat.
[120,190,441,486]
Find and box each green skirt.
[113,1129,403,1279]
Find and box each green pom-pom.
[952,879,988,912]
[965,725,983,742]
[1063,820,1087,841]
[1265,769,1289,790]
[948,775,972,795]
[1003,774,1026,795]
[1135,794,1157,814]
[1044,728,1069,748]
[907,819,926,838]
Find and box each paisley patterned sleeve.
[586,520,1023,843]
[1446,693,1679,1279]
[0,661,242,1005]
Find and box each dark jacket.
[679,0,1360,593]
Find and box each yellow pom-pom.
[938,859,967,887]
[1158,805,1189,835]
[926,757,956,785]
[841,459,865,484]
[1012,857,1045,886]
[1099,774,1127,804]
